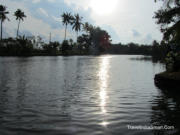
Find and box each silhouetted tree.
[154,0,180,44]
[77,34,91,54]
[61,40,69,55]
[69,38,73,46]
[0,5,9,41]
[83,22,94,34]
[155,0,180,71]
[90,27,111,53]
[14,9,26,38]
[72,14,83,41]
[43,41,60,55]
[61,12,73,40]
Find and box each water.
[0,55,179,135]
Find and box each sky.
[1,0,163,44]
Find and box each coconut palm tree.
[83,22,90,33]
[14,9,26,38]
[83,22,94,34]
[61,12,73,40]
[72,14,83,42]
[0,5,9,41]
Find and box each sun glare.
[90,0,118,15]
[98,56,111,114]
[98,56,111,126]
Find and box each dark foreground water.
[0,55,180,135]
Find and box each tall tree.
[83,22,94,34]
[155,0,180,71]
[72,14,83,41]
[0,5,9,41]
[61,12,73,40]
[14,9,26,38]
[154,0,180,44]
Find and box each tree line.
[0,0,179,70]
[108,40,168,61]
[0,4,111,56]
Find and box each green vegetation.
[154,0,180,45]
[0,5,112,56]
[61,12,73,40]
[14,9,26,38]
[154,0,180,86]
[72,14,83,41]
[109,41,167,59]
[0,5,9,41]
[0,1,179,63]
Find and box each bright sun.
[90,0,118,15]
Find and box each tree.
[77,34,91,53]
[90,27,111,53]
[69,38,73,46]
[154,0,180,44]
[155,0,180,71]
[61,12,73,40]
[61,40,70,55]
[14,9,26,38]
[83,22,91,33]
[0,5,9,41]
[72,14,83,41]
[83,22,94,35]
[43,41,60,55]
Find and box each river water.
[0,55,179,135]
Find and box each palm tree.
[83,22,94,34]
[0,5,9,41]
[14,9,26,38]
[72,14,83,42]
[83,22,90,33]
[61,12,73,40]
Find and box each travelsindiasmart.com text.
[127,125,175,130]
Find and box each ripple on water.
[1,56,178,135]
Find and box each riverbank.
[0,53,89,57]
[155,71,180,90]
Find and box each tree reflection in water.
[151,86,180,135]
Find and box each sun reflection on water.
[98,56,110,126]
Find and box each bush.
[61,40,70,55]
[43,42,60,55]
[166,51,180,72]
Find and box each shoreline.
[154,71,180,91]
[0,53,153,57]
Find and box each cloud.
[1,0,72,42]
[64,0,90,10]
[52,15,61,22]
[63,0,163,44]
[143,34,153,44]
[132,29,141,37]
[32,0,41,4]
[1,0,163,44]
[38,8,48,17]
[47,0,56,3]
